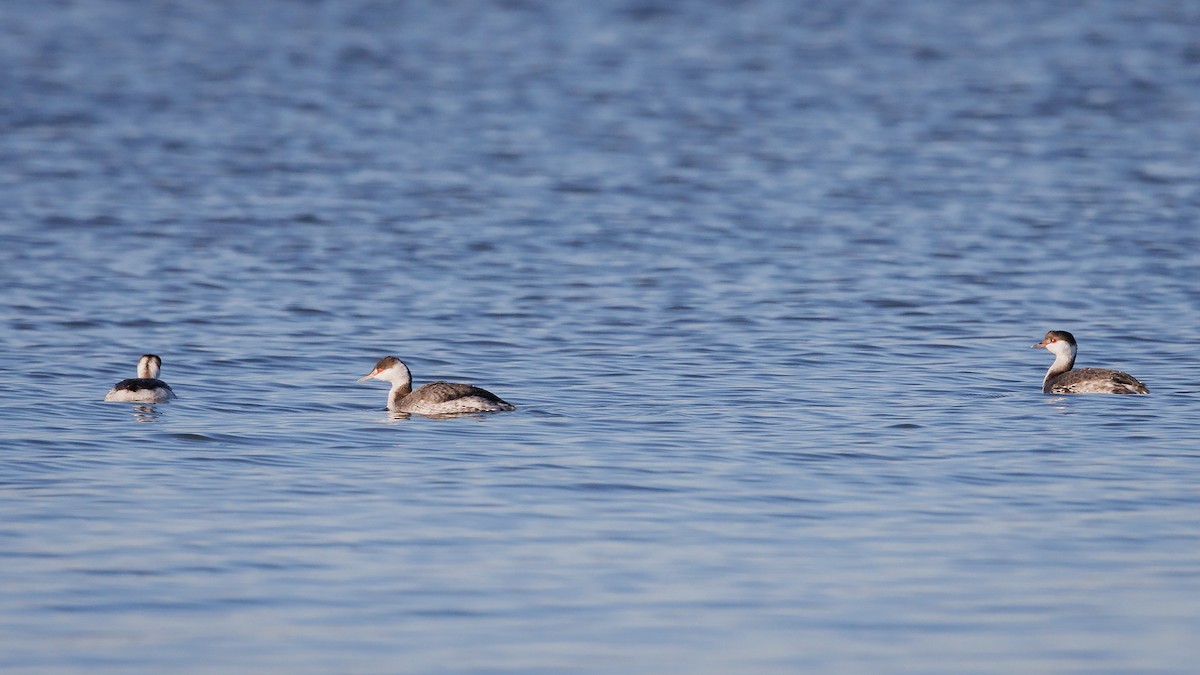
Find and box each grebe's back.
[104,354,176,403]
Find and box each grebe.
[358,356,516,415]
[104,354,176,403]
[1032,330,1148,394]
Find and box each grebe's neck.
[379,362,413,411]
[137,355,161,379]
[1043,343,1077,392]
[388,380,413,410]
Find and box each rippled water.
[3,1,1200,673]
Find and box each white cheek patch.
[1046,340,1077,358]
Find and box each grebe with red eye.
[104,354,176,403]
[1032,331,1148,394]
[358,356,516,415]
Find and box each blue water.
[3,1,1200,673]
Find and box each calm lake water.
[2,1,1200,673]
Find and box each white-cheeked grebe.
[1032,330,1148,395]
[104,354,177,403]
[358,356,516,415]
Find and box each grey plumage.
[1044,367,1149,395]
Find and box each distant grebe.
[104,354,176,403]
[358,356,516,415]
[1032,331,1148,394]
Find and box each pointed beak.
[357,368,380,382]
[1031,340,1047,349]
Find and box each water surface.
[2,1,1200,673]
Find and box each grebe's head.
[1032,330,1077,357]
[137,354,162,379]
[357,356,412,384]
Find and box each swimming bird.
[1032,330,1148,394]
[104,354,177,403]
[358,356,516,415]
